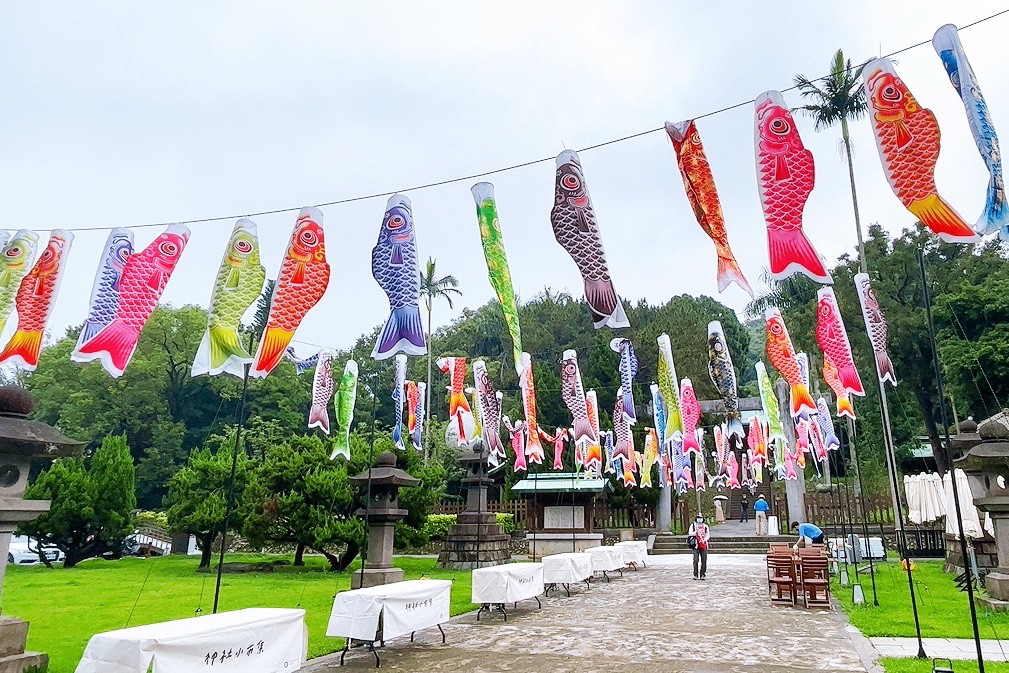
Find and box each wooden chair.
[768,542,790,553]
[766,550,792,592]
[798,545,826,558]
[800,557,831,609]
[768,556,797,606]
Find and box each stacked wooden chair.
[798,548,831,609]
[766,548,796,607]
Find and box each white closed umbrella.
[944,469,984,539]
[905,474,923,525]
[925,472,946,522]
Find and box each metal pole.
[918,248,984,672]
[358,373,379,589]
[828,448,852,584]
[848,417,879,606]
[840,459,861,591]
[880,389,927,658]
[213,335,253,614]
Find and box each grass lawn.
[5,554,476,673]
[881,658,1009,672]
[832,561,1009,640]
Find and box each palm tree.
[794,49,869,274]
[420,257,462,462]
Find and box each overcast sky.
[1,1,1007,358]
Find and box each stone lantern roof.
[0,386,84,457]
[957,419,1009,473]
[349,451,419,488]
[951,417,982,457]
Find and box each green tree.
[420,258,462,462]
[749,224,1008,477]
[164,437,252,569]
[22,434,136,567]
[795,49,869,271]
[934,248,1009,421]
[243,434,364,570]
[25,304,312,508]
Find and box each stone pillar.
[774,378,806,525]
[656,483,672,533]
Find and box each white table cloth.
[542,552,593,584]
[326,579,451,642]
[471,563,544,604]
[614,540,647,565]
[584,546,625,573]
[76,608,306,673]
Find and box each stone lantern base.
[351,567,405,589]
[980,570,1009,612]
[0,613,48,672]
[436,511,511,570]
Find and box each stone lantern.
[955,417,1009,610]
[437,441,511,569]
[0,385,84,671]
[349,451,419,588]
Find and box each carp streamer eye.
[234,239,253,254]
[561,173,580,191]
[771,323,783,335]
[299,229,319,246]
[769,117,790,136]
[159,241,179,256]
[882,84,902,103]
[5,247,20,258]
[387,214,406,230]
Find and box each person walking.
[739,493,750,523]
[754,494,770,535]
[688,515,710,580]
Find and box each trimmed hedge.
[422,513,515,540]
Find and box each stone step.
[0,651,48,673]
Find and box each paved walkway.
[307,554,873,672]
[709,519,768,537]
[871,637,1009,661]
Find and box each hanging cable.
[17,8,1009,234]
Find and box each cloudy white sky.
[1,1,1006,357]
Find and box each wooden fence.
[433,491,895,533]
[432,500,664,531]
[802,492,894,525]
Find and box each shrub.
[422,514,456,541]
[496,513,515,535]
[134,510,169,529]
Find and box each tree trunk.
[424,301,434,465]
[198,532,216,569]
[319,541,360,572]
[293,542,306,567]
[841,118,867,274]
[916,388,949,475]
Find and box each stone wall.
[944,533,998,574]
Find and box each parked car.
[7,536,63,565]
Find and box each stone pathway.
[307,554,872,672]
[871,636,1009,661]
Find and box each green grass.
[832,561,1009,640]
[881,658,1009,672]
[5,554,476,673]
